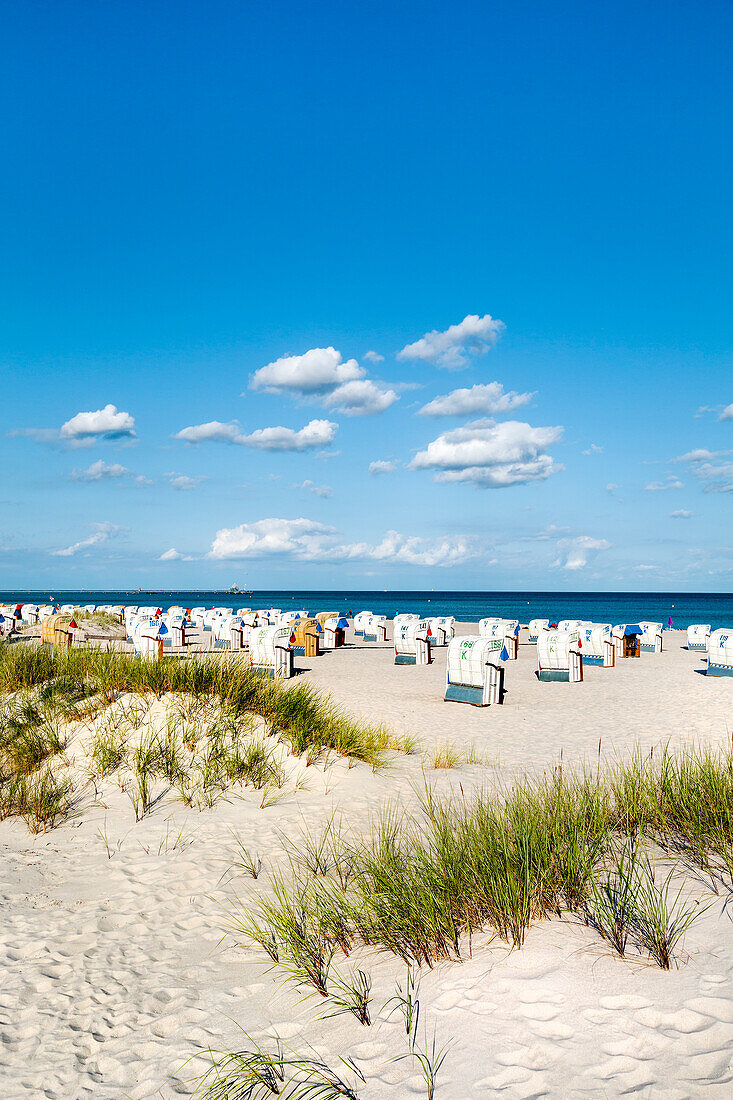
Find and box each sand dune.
[1,625,732,1097]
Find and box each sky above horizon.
[1,0,731,592]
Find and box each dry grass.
[431,743,462,769]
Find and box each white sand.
[1,625,732,1098]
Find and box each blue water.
[2,591,732,630]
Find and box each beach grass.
[194,1036,365,1099]
[0,641,406,829]
[320,966,372,1025]
[0,766,74,831]
[0,643,394,767]
[88,716,127,778]
[234,748,728,978]
[431,742,463,769]
[72,608,124,630]
[0,696,67,779]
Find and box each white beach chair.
[537,630,583,683]
[352,610,372,637]
[394,620,431,666]
[637,621,663,653]
[132,618,168,658]
[393,613,420,635]
[321,615,349,649]
[444,635,505,706]
[363,614,388,642]
[686,624,711,652]
[707,629,733,677]
[249,624,293,678]
[579,624,615,668]
[426,616,455,646]
[528,618,550,642]
[478,618,520,660]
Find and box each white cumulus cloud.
[553,535,611,571]
[691,461,733,494]
[69,460,151,486]
[672,449,733,493]
[174,419,337,451]
[209,517,477,567]
[418,382,534,418]
[70,460,131,482]
[250,347,364,394]
[720,403,733,421]
[341,530,474,567]
[210,518,335,560]
[673,448,727,463]
[364,350,384,363]
[670,509,693,519]
[323,379,398,416]
[249,347,399,418]
[644,476,684,491]
[159,547,195,561]
[174,421,242,444]
[164,473,207,491]
[398,314,505,370]
[60,404,136,441]
[410,420,563,488]
[240,420,338,451]
[294,480,333,498]
[13,404,137,449]
[51,522,119,557]
[368,460,397,475]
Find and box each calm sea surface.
[2,591,732,629]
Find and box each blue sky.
[2,0,731,591]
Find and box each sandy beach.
[1,624,732,1098]
[6,2,730,1092]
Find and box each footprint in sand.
[267,1020,303,1039]
[480,1064,533,1088]
[679,1048,733,1083]
[432,989,463,1011]
[599,994,651,1011]
[96,915,127,933]
[602,1031,669,1060]
[459,997,498,1014]
[402,1071,437,1093]
[129,1077,166,1100]
[530,1020,574,1041]
[150,1015,180,1038]
[596,1054,646,1080]
[518,988,564,1005]
[700,972,727,985]
[634,1006,713,1034]
[351,1039,389,1060]
[496,1047,551,1072]
[515,1002,561,1022]
[685,996,733,1023]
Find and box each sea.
[2,591,732,630]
